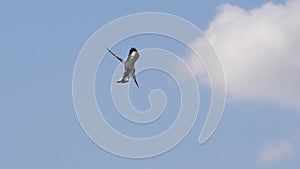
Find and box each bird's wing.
[106,47,125,64]
[132,70,139,88]
[134,78,139,88]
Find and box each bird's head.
[129,47,137,55]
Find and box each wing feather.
[106,47,124,64]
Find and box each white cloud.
[187,0,300,110]
[256,141,294,165]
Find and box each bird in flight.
[106,47,140,88]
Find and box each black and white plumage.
[106,47,140,88]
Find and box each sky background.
[1,0,299,169]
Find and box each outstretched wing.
[134,78,139,88]
[106,47,124,64]
[132,70,139,88]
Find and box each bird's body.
[107,47,140,88]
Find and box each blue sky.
[1,0,299,169]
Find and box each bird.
[106,47,140,88]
